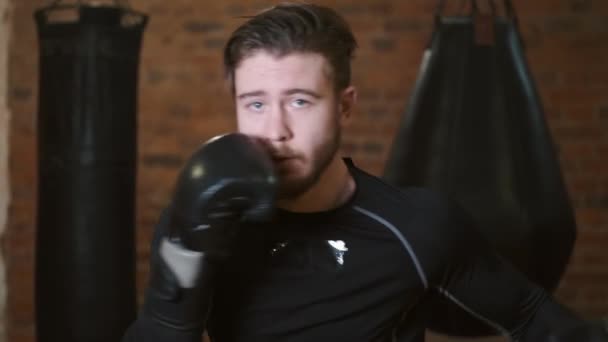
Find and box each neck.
[277,155,355,213]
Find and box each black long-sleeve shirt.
[124,158,579,342]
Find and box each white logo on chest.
[327,240,349,265]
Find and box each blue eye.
[292,99,310,108]
[248,102,264,111]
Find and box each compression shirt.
[204,158,551,341]
[123,158,579,342]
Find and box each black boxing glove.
[167,132,277,256]
[123,133,276,341]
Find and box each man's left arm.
[427,198,608,341]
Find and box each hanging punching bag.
[383,0,577,337]
[34,2,147,341]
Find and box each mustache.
[268,149,298,159]
[248,136,297,159]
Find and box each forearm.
[518,296,580,341]
[122,314,202,342]
[122,237,214,342]
[122,133,276,341]
[520,297,608,342]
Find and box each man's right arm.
[122,133,277,342]
[122,208,208,342]
[122,206,211,342]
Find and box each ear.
[338,85,357,125]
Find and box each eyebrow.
[237,90,265,100]
[284,88,322,99]
[236,88,322,100]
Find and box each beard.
[276,129,341,200]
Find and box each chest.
[208,222,426,341]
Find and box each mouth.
[272,155,294,163]
[271,155,297,168]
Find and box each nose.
[263,104,292,142]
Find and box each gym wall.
[0,0,10,341]
[4,1,608,342]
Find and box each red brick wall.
[5,1,608,341]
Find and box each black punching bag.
[383,0,577,337]
[34,2,147,341]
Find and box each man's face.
[234,51,355,199]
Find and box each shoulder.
[347,160,487,279]
[352,163,482,243]
[347,160,455,225]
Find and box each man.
[123,3,607,341]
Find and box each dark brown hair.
[223,3,358,93]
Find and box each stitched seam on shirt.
[436,286,514,338]
[353,206,429,290]
[353,206,517,340]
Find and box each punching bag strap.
[503,0,518,23]
[44,0,134,11]
[472,0,496,46]
[434,0,517,20]
[47,0,82,6]
[47,0,132,7]
[433,0,488,25]
[473,0,498,16]
[434,0,487,18]
[38,0,147,27]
